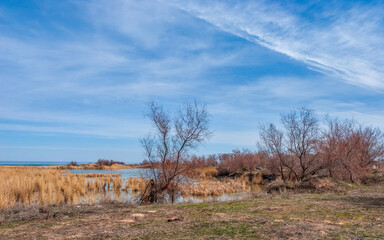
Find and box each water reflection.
[70,169,261,204]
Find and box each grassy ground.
[1,182,383,240]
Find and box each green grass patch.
[0,220,27,229]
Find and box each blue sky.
[0,0,384,163]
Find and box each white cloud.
[0,0,248,138]
[165,0,384,89]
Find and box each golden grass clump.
[239,171,263,184]
[200,167,219,179]
[124,177,148,192]
[0,166,125,209]
[188,167,219,179]
[179,179,249,197]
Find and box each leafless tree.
[259,107,326,181]
[258,123,289,181]
[321,117,384,182]
[260,108,384,182]
[358,126,384,168]
[281,107,325,181]
[141,100,211,203]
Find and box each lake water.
[0,161,70,166]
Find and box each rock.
[167,217,182,222]
[120,219,135,223]
[39,207,48,213]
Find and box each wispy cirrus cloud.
[165,0,384,89]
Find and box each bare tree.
[358,126,384,168]
[258,123,289,181]
[321,118,384,182]
[259,107,326,181]
[259,108,384,183]
[141,100,211,203]
[281,107,324,181]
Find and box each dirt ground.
[1,183,384,240]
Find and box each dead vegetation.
[1,182,383,240]
[0,168,383,239]
[259,107,384,183]
[180,179,249,197]
[265,177,340,194]
[0,165,262,210]
[187,167,218,179]
[0,167,154,209]
[50,163,133,170]
[141,100,211,204]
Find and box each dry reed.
[179,179,249,197]
[124,177,148,192]
[187,167,219,179]
[0,166,257,209]
[0,166,125,209]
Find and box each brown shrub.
[179,179,249,197]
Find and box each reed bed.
[179,179,249,197]
[0,167,126,209]
[0,166,256,209]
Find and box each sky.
[0,0,384,163]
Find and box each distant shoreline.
[0,161,70,166]
[0,161,145,168]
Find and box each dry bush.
[49,161,132,170]
[187,167,218,179]
[217,150,263,176]
[265,177,338,194]
[259,107,384,183]
[179,179,249,197]
[240,171,263,184]
[189,155,219,169]
[201,167,218,178]
[96,159,125,166]
[265,178,291,193]
[321,117,384,182]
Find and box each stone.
[120,219,135,223]
[167,217,182,222]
